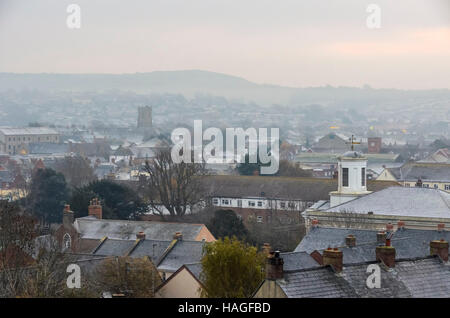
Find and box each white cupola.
[329,150,372,208]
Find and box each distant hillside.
[0,70,448,105]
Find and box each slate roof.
[387,162,450,182]
[28,143,69,155]
[157,240,205,273]
[185,262,203,282]
[295,227,379,253]
[295,226,450,265]
[295,152,400,164]
[279,267,358,298]
[273,256,450,298]
[202,175,398,201]
[281,251,322,271]
[74,217,206,241]
[0,127,59,136]
[325,186,450,218]
[93,238,172,263]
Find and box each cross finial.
[346,135,361,151]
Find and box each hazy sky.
[0,0,449,89]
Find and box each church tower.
[329,136,372,207]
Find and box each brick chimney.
[386,223,394,232]
[438,223,445,232]
[136,231,146,240]
[63,204,74,227]
[323,248,343,273]
[266,251,284,280]
[173,232,182,241]
[311,218,319,228]
[377,231,386,245]
[376,245,396,268]
[430,239,449,262]
[262,243,271,256]
[345,235,356,247]
[88,198,102,219]
[397,221,405,230]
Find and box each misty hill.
[0,70,448,105]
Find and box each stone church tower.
[137,106,152,129]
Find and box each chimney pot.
[438,223,445,232]
[262,243,271,256]
[174,232,182,240]
[312,218,319,227]
[386,223,394,232]
[136,231,146,240]
[430,240,449,262]
[377,231,386,244]
[376,246,396,268]
[397,221,405,230]
[346,234,356,247]
[323,248,343,273]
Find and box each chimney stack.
[311,218,319,228]
[136,231,146,240]
[174,232,182,241]
[323,248,343,273]
[430,239,449,262]
[266,251,284,280]
[88,198,102,219]
[63,204,74,227]
[376,245,396,268]
[345,235,356,247]
[438,223,445,232]
[397,221,405,230]
[377,231,386,245]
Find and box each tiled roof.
[295,227,450,264]
[279,267,358,298]
[202,175,398,201]
[388,162,450,182]
[325,187,450,218]
[74,217,205,241]
[273,256,450,298]
[157,240,205,273]
[281,251,322,271]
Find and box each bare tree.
[144,149,207,218]
[54,156,97,189]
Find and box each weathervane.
[346,135,361,151]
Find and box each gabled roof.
[388,162,450,182]
[279,266,358,298]
[271,256,450,298]
[202,175,398,201]
[325,186,450,218]
[157,240,205,273]
[74,217,208,241]
[295,226,450,264]
[280,251,322,271]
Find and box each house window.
[445,185,450,191]
[257,201,263,207]
[342,168,349,187]
[63,233,71,250]
[237,199,242,207]
[361,168,366,186]
[212,198,219,205]
[434,184,438,189]
[248,201,256,207]
[280,202,286,208]
[288,202,296,209]
[256,216,263,223]
[221,199,229,205]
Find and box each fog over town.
[0,0,449,303]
